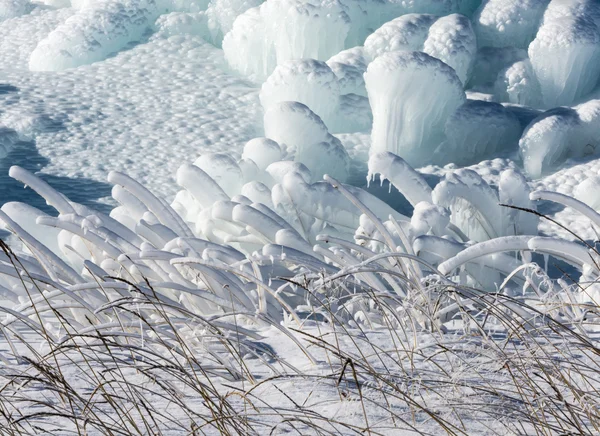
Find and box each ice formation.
[437,100,522,165]
[260,59,340,127]
[494,59,543,107]
[364,50,466,167]
[29,0,163,71]
[520,100,600,177]
[364,13,476,84]
[473,0,549,49]
[0,0,29,22]
[223,0,350,81]
[528,0,600,108]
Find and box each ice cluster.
[4,0,600,177]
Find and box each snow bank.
[364,50,465,167]
[326,47,368,96]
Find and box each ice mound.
[152,11,210,39]
[437,100,522,166]
[242,137,282,171]
[529,0,600,108]
[364,13,476,84]
[468,46,528,89]
[520,100,600,177]
[326,46,368,96]
[223,0,349,81]
[364,50,466,167]
[494,59,543,107]
[29,0,161,71]
[0,0,30,22]
[260,59,340,127]
[263,101,350,182]
[205,0,262,44]
[260,57,371,132]
[363,13,437,59]
[473,0,549,49]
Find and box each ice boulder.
[242,138,283,170]
[364,13,437,60]
[152,11,210,39]
[473,0,549,49]
[194,152,245,197]
[498,169,538,235]
[205,0,263,45]
[327,47,369,96]
[423,14,477,84]
[223,0,349,81]
[364,13,476,84]
[494,59,543,107]
[29,0,160,71]
[0,0,29,21]
[364,51,466,167]
[436,100,522,165]
[521,99,600,177]
[529,0,600,108]
[260,59,340,127]
[263,102,350,182]
[519,107,582,177]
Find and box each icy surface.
[4,2,600,432]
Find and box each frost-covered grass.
[0,160,599,434]
[1,237,600,435]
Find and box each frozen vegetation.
[2,0,600,434]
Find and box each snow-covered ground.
[2,0,600,434]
